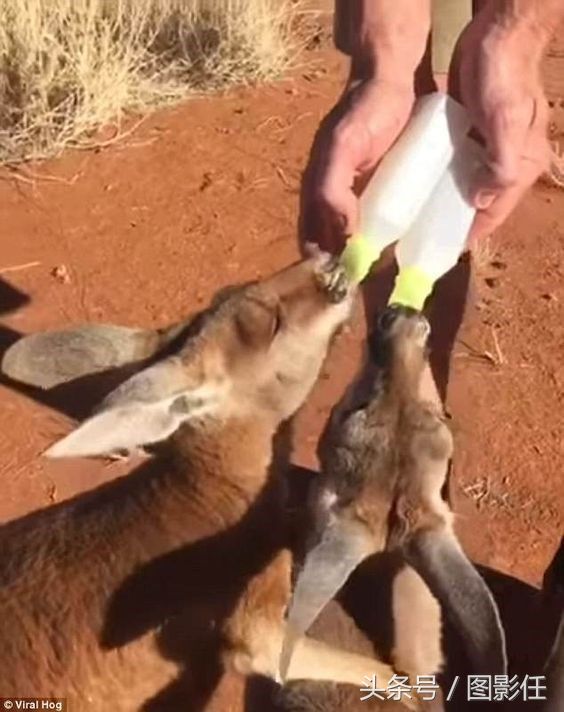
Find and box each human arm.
[301,1,432,252]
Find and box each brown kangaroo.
[0,254,397,711]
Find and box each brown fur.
[316,307,453,548]
[0,254,378,711]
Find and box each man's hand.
[301,79,414,253]
[449,2,562,241]
[301,0,432,254]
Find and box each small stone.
[47,483,58,503]
[51,265,70,284]
[484,277,499,288]
[199,172,213,192]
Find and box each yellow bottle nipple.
[388,266,435,310]
[340,234,382,285]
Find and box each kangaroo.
[277,304,507,710]
[0,254,397,711]
[542,536,564,712]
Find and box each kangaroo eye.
[378,305,402,332]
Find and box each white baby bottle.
[340,92,471,283]
[388,135,484,310]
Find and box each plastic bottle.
[389,135,483,310]
[340,92,471,283]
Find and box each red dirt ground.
[0,23,562,712]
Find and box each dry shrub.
[0,0,303,163]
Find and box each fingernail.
[474,190,497,210]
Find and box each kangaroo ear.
[1,324,161,389]
[1,318,198,390]
[233,295,280,349]
[391,565,444,677]
[45,356,220,458]
[405,527,507,675]
[279,517,374,681]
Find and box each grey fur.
[282,305,506,682]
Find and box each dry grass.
[549,140,564,188]
[0,0,304,163]
[456,327,505,368]
[470,235,494,272]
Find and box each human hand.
[300,78,415,254]
[449,6,551,241]
[300,0,432,254]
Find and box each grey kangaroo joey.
[280,304,507,685]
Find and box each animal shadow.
[0,276,30,351]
